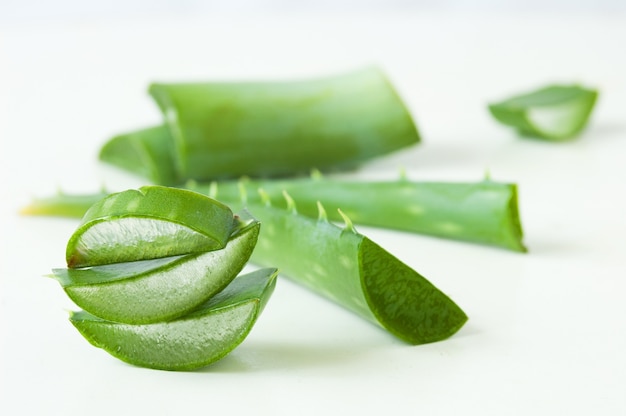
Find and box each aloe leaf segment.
[246,200,468,345]
[100,67,420,184]
[192,175,526,252]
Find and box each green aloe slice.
[246,202,468,344]
[52,221,260,324]
[69,268,278,371]
[100,66,420,184]
[488,84,598,141]
[66,186,234,268]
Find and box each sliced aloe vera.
[100,66,420,184]
[246,201,467,344]
[69,268,278,371]
[53,221,259,324]
[66,186,234,268]
[489,84,598,141]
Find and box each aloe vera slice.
[193,175,526,252]
[100,67,420,184]
[245,201,467,344]
[52,221,259,324]
[69,268,278,371]
[66,186,234,268]
[488,84,598,141]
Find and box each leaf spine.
[238,180,248,204]
[258,188,271,207]
[208,181,218,199]
[316,201,328,222]
[282,190,297,214]
[310,168,323,180]
[337,209,357,234]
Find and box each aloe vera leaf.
[99,125,179,185]
[51,221,259,324]
[101,67,420,184]
[69,268,278,371]
[244,201,468,345]
[191,175,526,252]
[22,177,526,252]
[66,186,235,268]
[488,84,598,141]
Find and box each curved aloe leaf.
[101,67,420,184]
[245,200,468,344]
[70,268,277,371]
[66,186,235,268]
[52,221,259,324]
[22,176,526,252]
[489,84,598,141]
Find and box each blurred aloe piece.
[100,67,420,184]
[489,84,598,141]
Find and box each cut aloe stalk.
[66,186,235,268]
[69,268,278,371]
[488,84,598,141]
[52,221,259,324]
[191,175,526,252]
[244,200,467,344]
[100,66,420,184]
[23,175,526,252]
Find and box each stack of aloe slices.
[50,186,277,371]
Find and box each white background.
[1,3,625,416]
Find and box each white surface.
[1,12,625,416]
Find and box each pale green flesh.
[58,222,260,324]
[68,218,217,268]
[67,186,234,267]
[69,268,278,371]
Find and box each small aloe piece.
[66,186,235,268]
[244,197,468,344]
[70,268,277,371]
[52,221,259,324]
[100,67,420,184]
[488,84,598,141]
[22,176,526,252]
